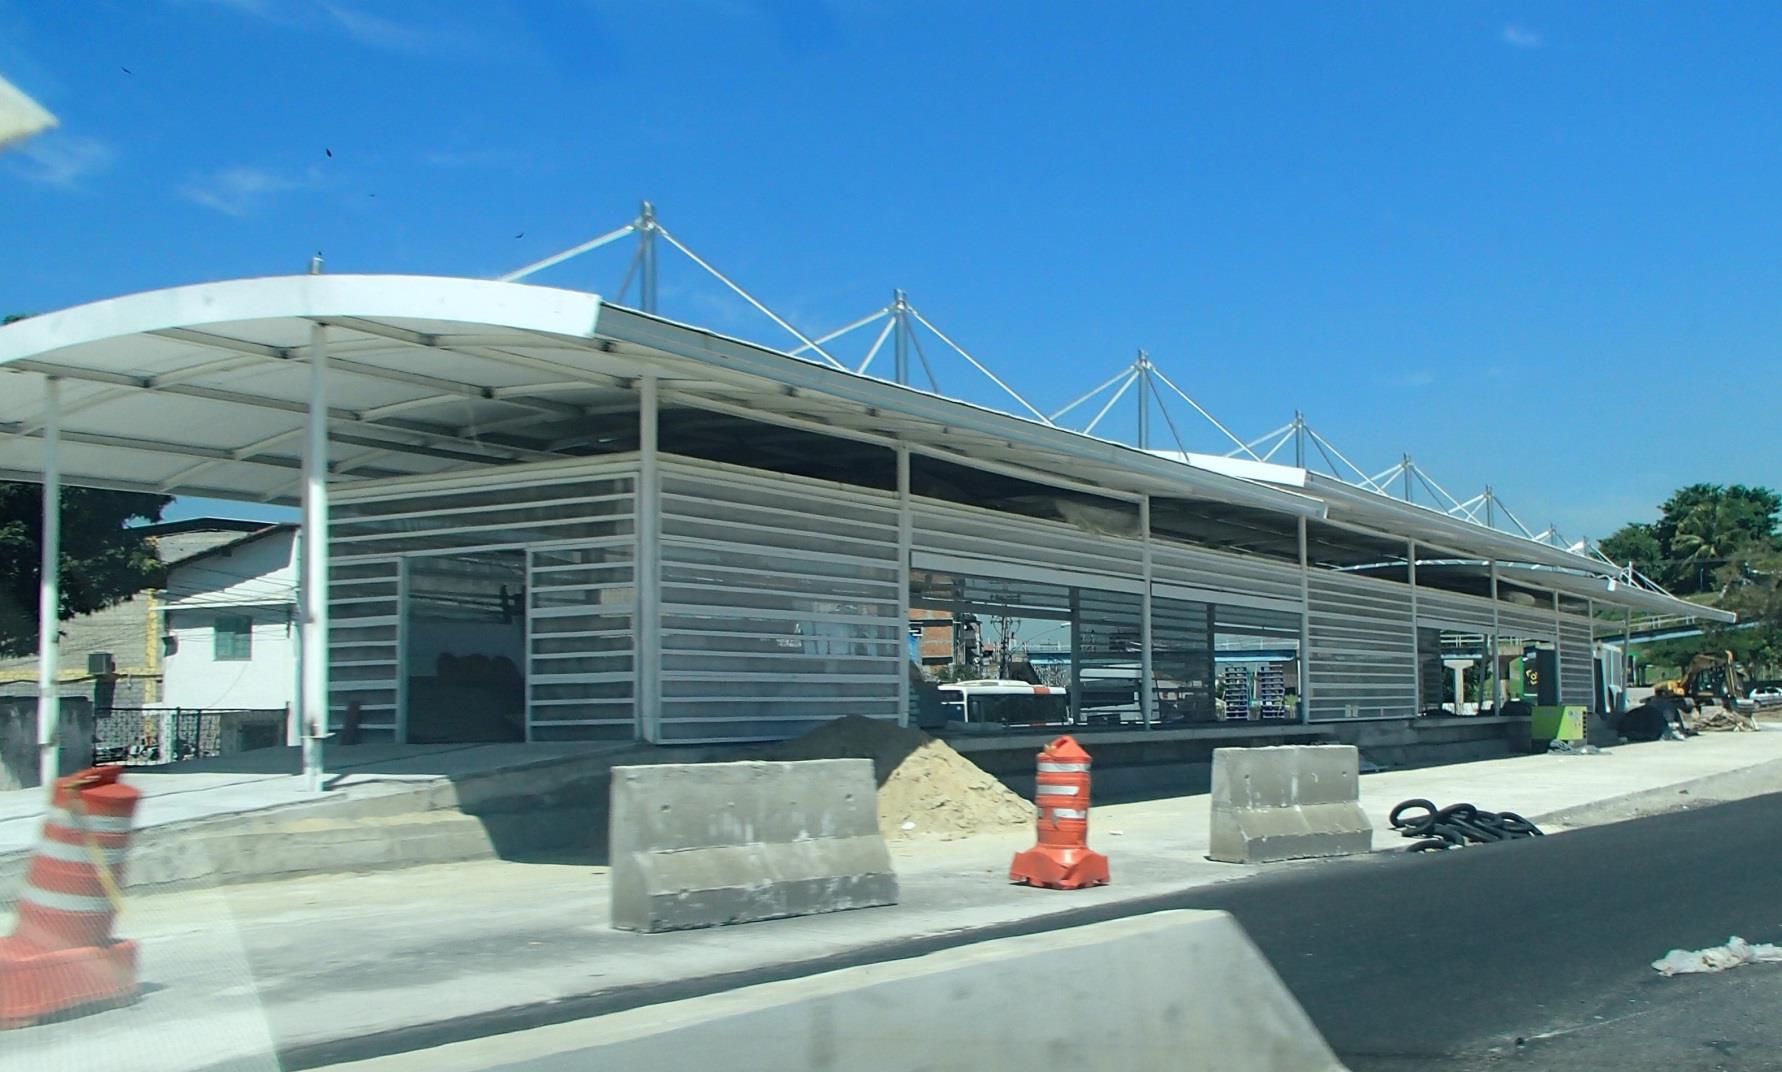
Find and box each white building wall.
[160,528,299,712]
[160,605,297,710]
[165,530,298,609]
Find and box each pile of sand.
[762,716,1033,840]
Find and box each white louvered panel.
[1150,539,1304,604]
[329,457,640,742]
[329,559,401,736]
[911,499,1145,582]
[1497,603,1558,642]
[1307,570,1415,721]
[657,460,902,743]
[1413,588,1497,632]
[527,541,636,741]
[1558,616,1595,707]
[331,456,639,559]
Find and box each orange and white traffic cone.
[1009,736,1109,890]
[0,765,140,1028]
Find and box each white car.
[1750,687,1782,708]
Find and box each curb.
[1532,755,1782,829]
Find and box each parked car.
[1750,687,1782,708]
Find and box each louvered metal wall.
[331,457,639,742]
[1497,603,1558,644]
[1151,539,1304,604]
[1413,588,1498,632]
[327,558,402,737]
[911,498,1146,580]
[1152,595,1215,721]
[654,459,903,743]
[323,444,1614,744]
[527,539,636,740]
[1306,570,1416,720]
[1558,617,1596,707]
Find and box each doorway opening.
[404,550,527,743]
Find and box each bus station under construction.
[0,208,1733,790]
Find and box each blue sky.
[3,2,1778,540]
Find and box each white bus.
[936,680,1071,726]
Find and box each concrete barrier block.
[434,910,1347,1071]
[1210,745,1372,864]
[610,759,897,933]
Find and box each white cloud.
[6,132,114,187]
[1388,368,1438,389]
[424,147,518,168]
[1501,24,1543,49]
[175,0,481,57]
[180,164,318,216]
[186,0,275,13]
[319,2,460,55]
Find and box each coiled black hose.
[1389,798,1544,852]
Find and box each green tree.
[1669,485,1776,586]
[0,483,171,656]
[1709,545,1782,677]
[1599,522,1661,577]
[1615,484,1781,594]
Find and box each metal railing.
[94,707,287,766]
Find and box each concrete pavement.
[0,742,639,853]
[0,741,650,891]
[5,730,1782,1071]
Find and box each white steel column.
[1586,596,1596,711]
[1067,589,1082,725]
[36,377,61,790]
[1139,495,1154,729]
[1552,591,1563,703]
[1488,559,1502,707]
[1297,515,1312,723]
[299,324,330,793]
[637,373,662,742]
[896,448,912,727]
[1623,606,1633,700]
[1407,540,1419,714]
[638,201,659,314]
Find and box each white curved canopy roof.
[0,272,1728,625]
[0,274,1324,516]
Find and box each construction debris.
[762,716,1033,840]
[1691,705,1760,733]
[1652,936,1782,976]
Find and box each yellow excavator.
[1657,651,1749,711]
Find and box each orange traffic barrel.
[1009,735,1110,890]
[0,765,141,1028]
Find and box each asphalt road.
[300,792,1782,1071]
[1177,791,1782,1071]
